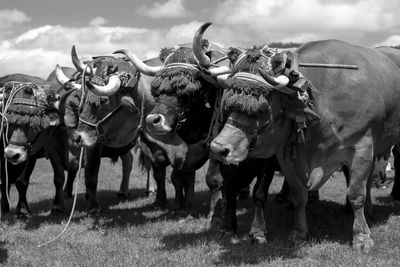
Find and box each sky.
[1,0,400,78]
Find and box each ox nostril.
[219,148,230,158]
[11,153,20,161]
[152,115,161,124]
[73,133,81,144]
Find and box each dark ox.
[55,47,150,210]
[0,71,76,214]
[116,27,234,210]
[210,39,400,252]
[55,55,140,201]
[59,47,176,211]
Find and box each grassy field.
[0,153,399,266]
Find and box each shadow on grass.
[3,187,216,231]
[0,241,8,264]
[160,193,397,265]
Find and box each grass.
[0,154,399,266]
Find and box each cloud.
[137,0,190,18]
[0,9,31,39]
[374,35,400,47]
[212,0,400,45]
[0,9,31,30]
[0,21,205,78]
[89,17,108,27]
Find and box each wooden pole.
[299,63,359,70]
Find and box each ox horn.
[89,75,121,96]
[71,45,93,76]
[114,49,164,76]
[55,65,71,85]
[259,68,289,88]
[193,22,212,68]
[55,64,81,91]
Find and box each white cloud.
[0,21,205,78]
[0,9,31,39]
[374,35,400,47]
[213,0,400,45]
[137,0,190,18]
[89,17,108,27]
[0,9,31,30]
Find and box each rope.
[205,87,223,144]
[38,147,85,248]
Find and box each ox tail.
[138,149,151,173]
[138,149,155,196]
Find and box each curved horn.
[208,66,231,77]
[193,22,212,68]
[55,65,70,85]
[258,68,289,88]
[71,45,92,75]
[88,75,121,96]
[114,49,164,76]
[54,65,82,92]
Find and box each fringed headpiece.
[223,46,278,116]
[3,81,52,129]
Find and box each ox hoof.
[145,189,156,197]
[289,232,308,246]
[219,231,239,244]
[353,234,374,253]
[51,205,66,214]
[151,200,167,210]
[64,190,73,199]
[117,191,129,200]
[16,208,32,218]
[250,234,267,245]
[87,207,101,215]
[204,217,223,231]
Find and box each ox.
[0,75,73,214]
[209,37,400,252]
[115,36,233,212]
[54,63,138,200]
[57,47,173,211]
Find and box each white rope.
[37,147,85,248]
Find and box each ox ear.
[46,92,62,111]
[120,95,139,113]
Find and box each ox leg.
[171,169,184,209]
[64,168,78,199]
[1,165,12,214]
[205,159,224,230]
[117,151,133,199]
[276,150,309,244]
[152,165,166,208]
[249,165,274,244]
[64,152,79,199]
[347,135,374,253]
[15,158,37,215]
[182,171,196,211]
[49,152,66,213]
[391,144,400,202]
[85,147,101,212]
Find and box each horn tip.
[113,49,128,55]
[199,22,212,33]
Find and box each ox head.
[1,81,61,164]
[58,47,142,148]
[210,46,308,164]
[115,23,229,142]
